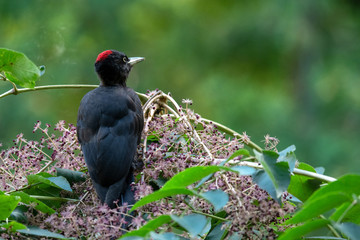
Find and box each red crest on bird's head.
[96,50,113,63]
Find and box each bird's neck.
[99,77,127,87]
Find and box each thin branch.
[0,84,99,99]
[336,198,358,224]
[30,195,79,202]
[227,160,337,182]
[191,209,228,222]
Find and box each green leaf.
[27,174,72,192]
[278,218,330,240]
[205,223,227,240]
[9,206,28,224]
[253,150,290,200]
[10,191,55,214]
[0,195,21,220]
[330,202,360,224]
[334,222,360,240]
[120,215,172,238]
[225,149,250,163]
[231,166,257,175]
[171,214,209,238]
[0,48,42,88]
[288,162,322,202]
[200,190,229,212]
[162,166,234,190]
[56,168,86,184]
[286,192,352,224]
[149,232,184,240]
[278,145,297,173]
[0,221,27,232]
[17,226,70,239]
[120,237,144,240]
[24,184,63,208]
[306,175,360,204]
[252,170,277,201]
[131,188,195,211]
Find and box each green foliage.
[121,215,172,238]
[1,49,360,239]
[0,165,79,237]
[56,167,86,184]
[253,150,291,201]
[27,174,72,192]
[0,48,43,88]
[17,226,70,239]
[280,175,360,239]
[132,166,231,213]
[10,192,55,215]
[288,162,322,202]
[0,195,20,220]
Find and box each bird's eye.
[123,57,128,63]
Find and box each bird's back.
[77,86,143,207]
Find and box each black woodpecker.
[77,50,144,209]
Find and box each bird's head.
[94,50,144,86]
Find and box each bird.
[77,50,144,209]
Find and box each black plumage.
[77,50,144,208]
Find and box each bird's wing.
[126,87,144,144]
[77,87,142,187]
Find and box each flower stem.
[192,209,228,222]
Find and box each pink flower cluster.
[0,96,294,239]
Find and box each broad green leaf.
[27,174,72,192]
[252,170,277,201]
[162,166,234,190]
[131,188,195,211]
[47,177,72,192]
[205,223,227,240]
[306,175,360,204]
[227,233,241,240]
[24,184,63,208]
[0,48,42,88]
[10,191,55,214]
[56,168,86,184]
[278,218,329,240]
[254,150,290,200]
[119,237,144,240]
[334,222,360,240]
[17,226,69,239]
[0,195,21,220]
[200,190,229,212]
[0,221,27,232]
[286,192,352,224]
[278,145,297,172]
[231,166,257,175]
[120,215,172,238]
[149,232,183,240]
[120,237,144,240]
[9,206,28,224]
[288,162,322,202]
[171,214,209,238]
[225,149,250,163]
[330,202,360,224]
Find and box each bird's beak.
[128,57,145,66]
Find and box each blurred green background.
[1,0,359,177]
